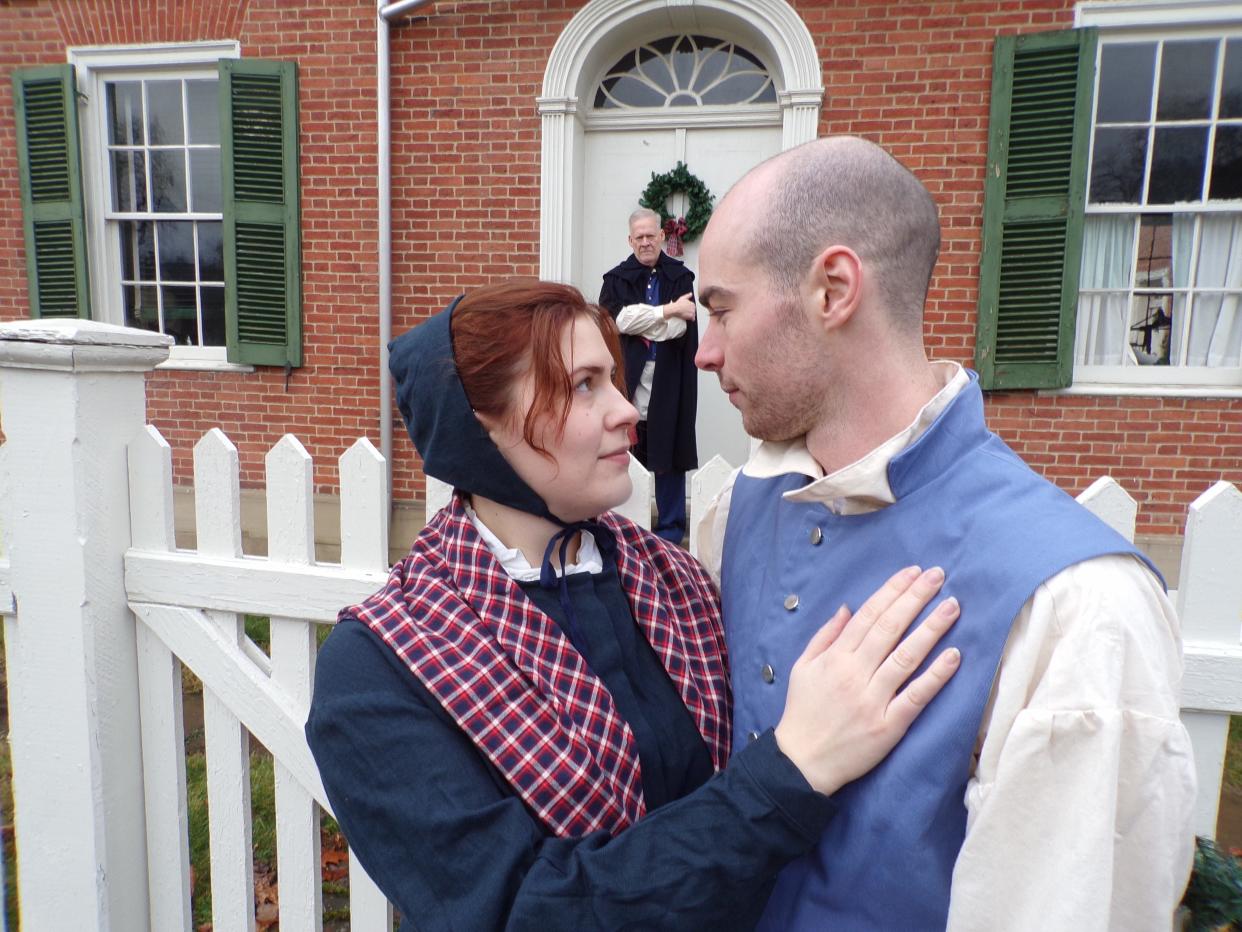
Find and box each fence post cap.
[0,319,171,371]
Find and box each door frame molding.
[537,0,824,282]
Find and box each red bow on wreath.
[663,217,689,257]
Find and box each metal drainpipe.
[378,0,433,505]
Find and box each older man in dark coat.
[599,207,698,543]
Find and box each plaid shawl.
[344,496,730,837]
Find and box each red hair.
[450,281,627,458]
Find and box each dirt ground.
[1217,785,1242,853]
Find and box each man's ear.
[808,245,863,332]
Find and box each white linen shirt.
[698,361,1197,931]
[615,303,686,420]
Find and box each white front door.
[580,124,781,467]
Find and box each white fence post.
[0,319,170,930]
[1177,481,1242,838]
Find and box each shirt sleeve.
[946,554,1197,932]
[306,620,836,932]
[615,303,687,341]
[695,467,740,587]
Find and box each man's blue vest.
[721,373,1159,930]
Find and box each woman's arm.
[307,621,830,931]
[308,567,960,930]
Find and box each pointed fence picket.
[1077,476,1242,836]
[266,436,324,932]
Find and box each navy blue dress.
[306,564,835,931]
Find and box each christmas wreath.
[639,162,714,256]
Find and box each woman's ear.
[475,407,518,450]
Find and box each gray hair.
[747,137,940,335]
[629,207,662,229]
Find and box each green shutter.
[12,65,90,319]
[221,59,301,367]
[975,29,1096,389]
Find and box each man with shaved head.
[696,136,1195,930]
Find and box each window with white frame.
[594,35,777,109]
[1074,24,1242,387]
[73,43,239,365]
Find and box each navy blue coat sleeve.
[306,621,836,932]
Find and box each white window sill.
[1046,382,1242,399]
[156,358,255,374]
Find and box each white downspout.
[378,0,433,503]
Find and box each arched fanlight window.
[594,35,777,109]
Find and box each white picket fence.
[0,320,1240,931]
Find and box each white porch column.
[537,95,579,283]
[780,88,824,149]
[0,320,170,931]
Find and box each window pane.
[696,47,730,89]
[110,150,148,213]
[124,285,160,332]
[156,221,196,281]
[198,221,224,281]
[1128,292,1176,364]
[149,150,188,212]
[1076,291,1131,364]
[1195,215,1242,289]
[1222,38,1242,119]
[1134,214,1174,288]
[671,37,697,88]
[638,55,674,93]
[1090,127,1147,203]
[1097,43,1156,123]
[1080,214,1135,288]
[702,71,772,105]
[161,285,199,345]
[119,220,156,281]
[201,286,226,347]
[146,80,184,146]
[189,149,222,212]
[1187,293,1242,365]
[107,82,144,146]
[602,75,666,108]
[1147,126,1208,203]
[1156,40,1217,121]
[1209,125,1242,200]
[185,80,220,145]
[1222,39,1242,119]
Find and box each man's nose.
[695,322,721,371]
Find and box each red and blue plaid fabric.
[344,495,730,837]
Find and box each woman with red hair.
[306,281,961,930]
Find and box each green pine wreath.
[639,162,714,243]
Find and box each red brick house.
[2,0,1239,570]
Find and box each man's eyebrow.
[698,285,734,308]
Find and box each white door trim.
[538,0,823,282]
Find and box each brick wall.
[1,0,1238,538]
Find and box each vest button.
[747,730,760,742]
[783,593,799,611]
[761,663,775,684]
[810,526,823,545]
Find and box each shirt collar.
[464,503,604,582]
[742,361,968,514]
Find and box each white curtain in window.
[1077,215,1134,365]
[1168,214,1195,365]
[1187,215,1242,367]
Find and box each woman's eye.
[574,377,592,393]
